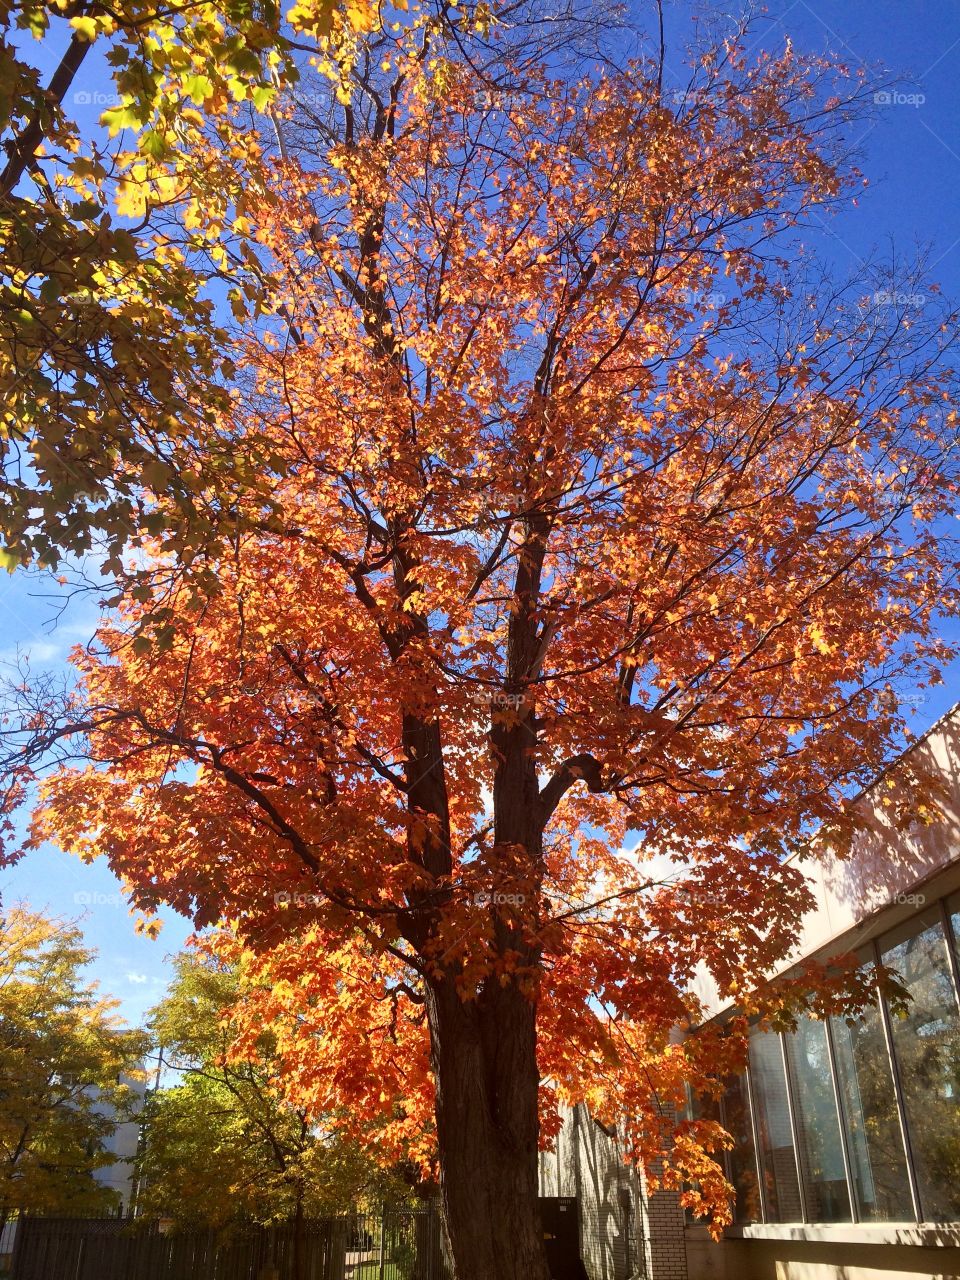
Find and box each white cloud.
[126,972,148,985]
[0,639,64,667]
[616,842,681,890]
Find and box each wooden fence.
[8,1206,451,1280]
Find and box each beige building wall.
[687,1223,960,1280]
[693,704,960,1018]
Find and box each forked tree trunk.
[426,975,549,1280]
[397,519,552,1280]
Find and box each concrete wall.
[0,1220,16,1272]
[541,1104,689,1280]
[686,1224,960,1280]
[693,704,960,1019]
[91,1071,147,1210]
[541,1104,641,1280]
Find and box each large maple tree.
[4,9,960,1278]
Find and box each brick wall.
[540,1103,688,1280]
[638,1168,688,1280]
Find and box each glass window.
[683,1086,722,1225]
[830,995,913,1222]
[722,1074,763,1224]
[945,890,960,990]
[784,1018,852,1221]
[749,1029,803,1221]
[881,907,960,1221]
[687,1076,762,1224]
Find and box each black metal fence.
[8,1205,452,1280]
[342,1208,450,1280]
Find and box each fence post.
[378,1208,386,1280]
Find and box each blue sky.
[2,0,959,1027]
[0,568,191,1028]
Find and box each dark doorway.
[539,1197,588,1280]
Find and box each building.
[545,702,960,1280]
[91,1070,147,1213]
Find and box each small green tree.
[139,948,406,1258]
[0,907,148,1233]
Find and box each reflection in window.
[830,997,913,1222]
[749,1030,803,1221]
[680,896,960,1229]
[784,1018,851,1222]
[723,1074,762,1224]
[688,1076,763,1224]
[881,909,960,1221]
[684,1086,721,1226]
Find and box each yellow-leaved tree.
[0,906,148,1232]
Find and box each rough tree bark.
[394,503,557,1280]
[396,690,551,1280]
[427,981,548,1280]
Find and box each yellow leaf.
[69,15,99,40]
[346,2,376,30]
[115,181,147,218]
[809,624,833,656]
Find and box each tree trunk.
[397,514,552,1280]
[426,975,549,1280]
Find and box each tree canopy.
[2,7,959,1278]
[0,0,455,568]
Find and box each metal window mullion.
[778,1031,808,1223]
[937,897,960,1017]
[872,937,923,1222]
[823,1015,860,1224]
[743,1061,770,1224]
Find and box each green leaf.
[38,276,62,304]
[102,105,146,135]
[182,74,214,104]
[140,130,167,159]
[68,198,102,220]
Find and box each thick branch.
[538,753,606,822]
[1,27,94,199]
